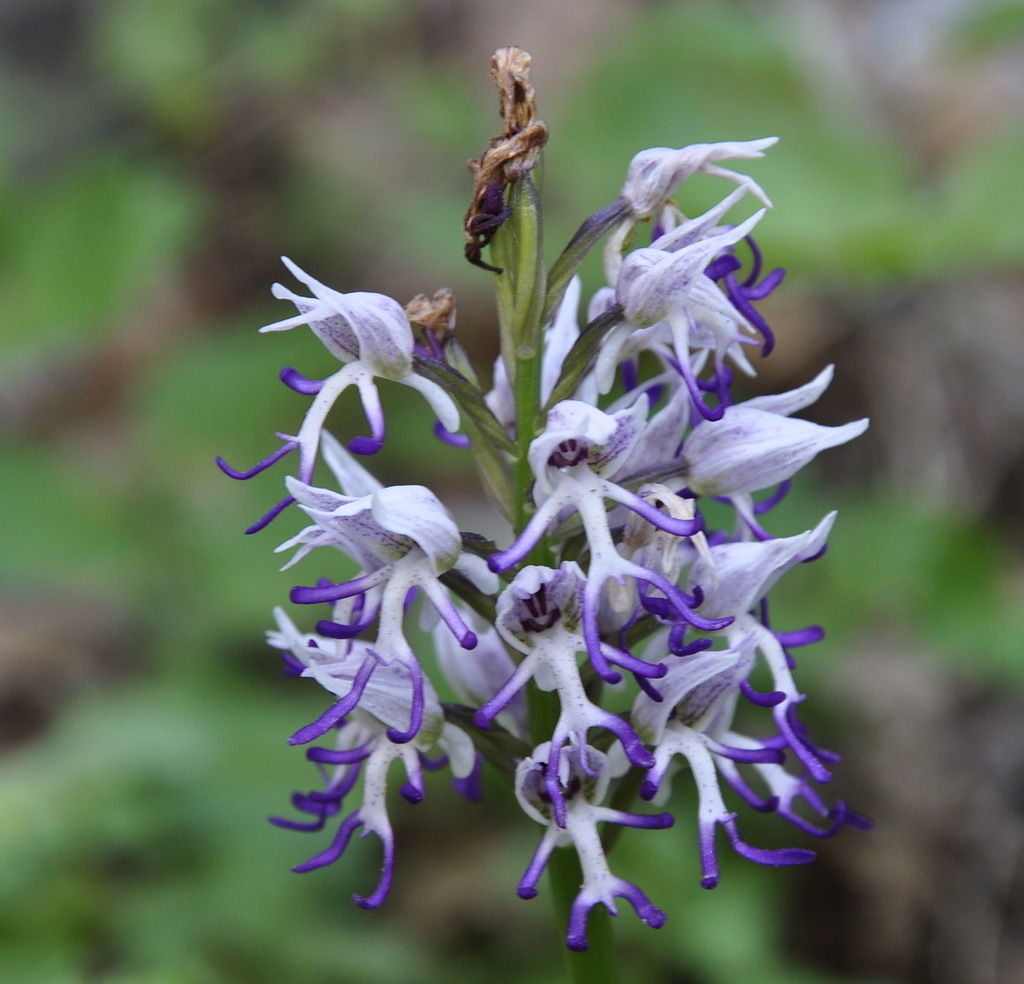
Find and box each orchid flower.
[515,743,673,951]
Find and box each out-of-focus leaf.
[0,155,201,355]
[922,128,1024,270]
[0,443,146,596]
[949,0,1024,52]
[773,491,1024,687]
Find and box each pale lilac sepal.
[683,408,869,497]
[687,513,837,619]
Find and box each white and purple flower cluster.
[220,131,869,950]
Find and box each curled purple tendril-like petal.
[288,653,380,745]
[216,439,299,481]
[781,800,856,838]
[668,626,714,658]
[666,355,725,422]
[619,488,704,538]
[754,479,792,515]
[453,754,485,803]
[707,236,784,357]
[279,649,306,676]
[704,253,742,281]
[316,607,378,639]
[434,420,471,448]
[602,641,668,680]
[708,741,784,765]
[419,751,448,771]
[349,433,385,456]
[216,440,299,533]
[740,679,786,707]
[718,766,780,813]
[346,382,388,456]
[775,701,835,783]
[400,779,424,804]
[269,768,360,832]
[280,366,325,395]
[700,811,815,889]
[383,660,425,744]
[306,742,374,765]
[696,362,734,411]
[292,810,364,872]
[291,569,389,606]
[268,791,344,832]
[635,673,665,702]
[721,814,815,869]
[353,827,396,909]
[566,880,667,953]
[777,625,825,648]
[246,494,296,534]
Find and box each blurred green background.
[2,0,1024,982]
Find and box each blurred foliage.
[1,0,1022,981]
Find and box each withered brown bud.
[405,288,456,348]
[464,47,549,273]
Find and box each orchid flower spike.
[220,58,869,955]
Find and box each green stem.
[509,177,545,532]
